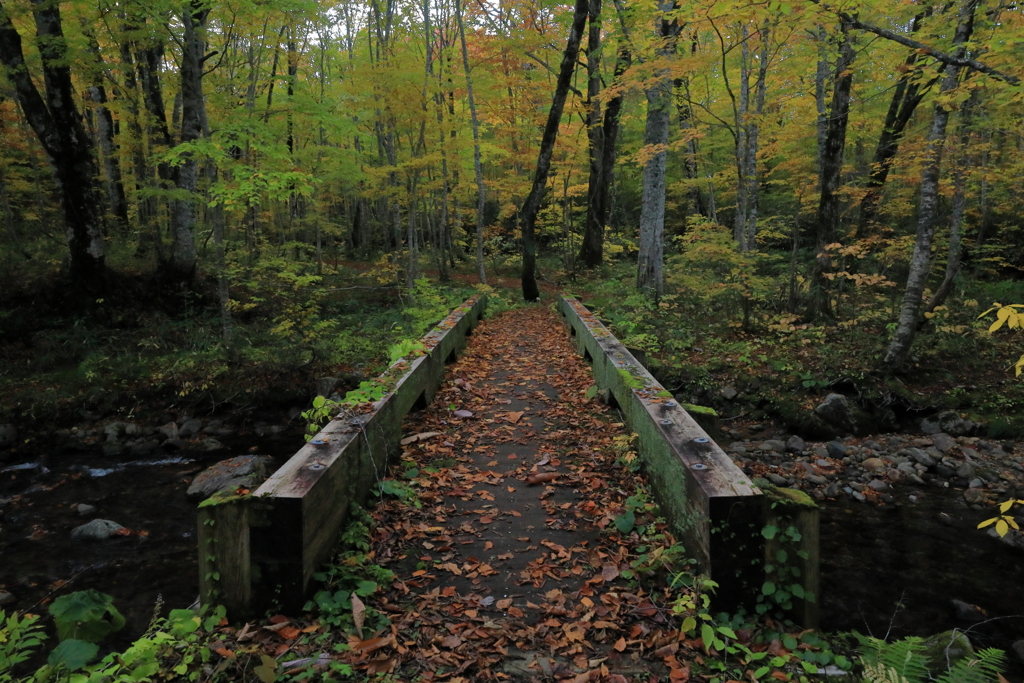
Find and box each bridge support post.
[198,295,486,619]
[557,296,819,627]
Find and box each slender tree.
[883,0,977,371]
[636,0,681,299]
[520,0,589,301]
[455,0,487,284]
[0,0,107,296]
[805,23,854,320]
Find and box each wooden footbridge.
[198,295,818,627]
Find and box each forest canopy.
[0,0,1023,376]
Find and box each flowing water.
[820,487,1024,653]
[0,431,299,650]
[3,432,1023,663]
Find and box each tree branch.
[813,1,1019,84]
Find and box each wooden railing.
[197,295,487,618]
[557,296,818,626]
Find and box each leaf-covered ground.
[349,303,698,681]
[190,303,840,683]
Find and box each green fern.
[859,636,931,683]
[859,633,1006,683]
[935,648,1006,683]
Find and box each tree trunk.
[0,0,107,295]
[88,86,130,235]
[733,24,751,249]
[579,0,605,269]
[165,0,209,289]
[856,13,932,236]
[805,25,854,320]
[925,89,976,316]
[883,0,977,372]
[519,0,589,301]
[455,0,487,285]
[744,23,770,250]
[814,26,828,192]
[636,0,680,299]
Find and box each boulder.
[923,411,978,437]
[861,457,885,472]
[178,418,204,439]
[786,435,807,452]
[826,441,848,459]
[931,433,957,454]
[920,630,975,676]
[157,422,179,440]
[101,442,124,457]
[759,440,786,452]
[187,455,272,501]
[201,438,225,452]
[956,463,975,479]
[720,386,738,400]
[963,488,986,504]
[317,377,339,398]
[905,447,936,468]
[72,519,125,540]
[76,503,96,516]
[0,590,15,606]
[814,394,856,431]
[1012,640,1024,664]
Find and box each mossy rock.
[682,403,723,442]
[920,630,975,675]
[755,480,818,509]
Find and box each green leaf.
[614,510,636,534]
[681,616,697,634]
[717,626,738,640]
[761,581,776,596]
[168,610,201,635]
[47,639,99,670]
[49,590,125,643]
[254,654,278,683]
[701,623,715,653]
[585,384,598,399]
[355,581,379,596]
[761,525,778,540]
[775,549,788,563]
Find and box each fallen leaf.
[348,635,395,653]
[525,472,559,486]
[401,431,442,445]
[441,634,462,649]
[507,411,524,424]
[453,410,474,418]
[352,594,366,638]
[613,637,627,652]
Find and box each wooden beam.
[557,296,822,621]
[199,295,487,617]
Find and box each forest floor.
[195,303,831,683]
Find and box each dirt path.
[357,304,693,682]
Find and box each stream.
[0,429,299,652]
[2,428,1023,665]
[820,489,1024,650]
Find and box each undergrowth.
[0,259,476,427]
